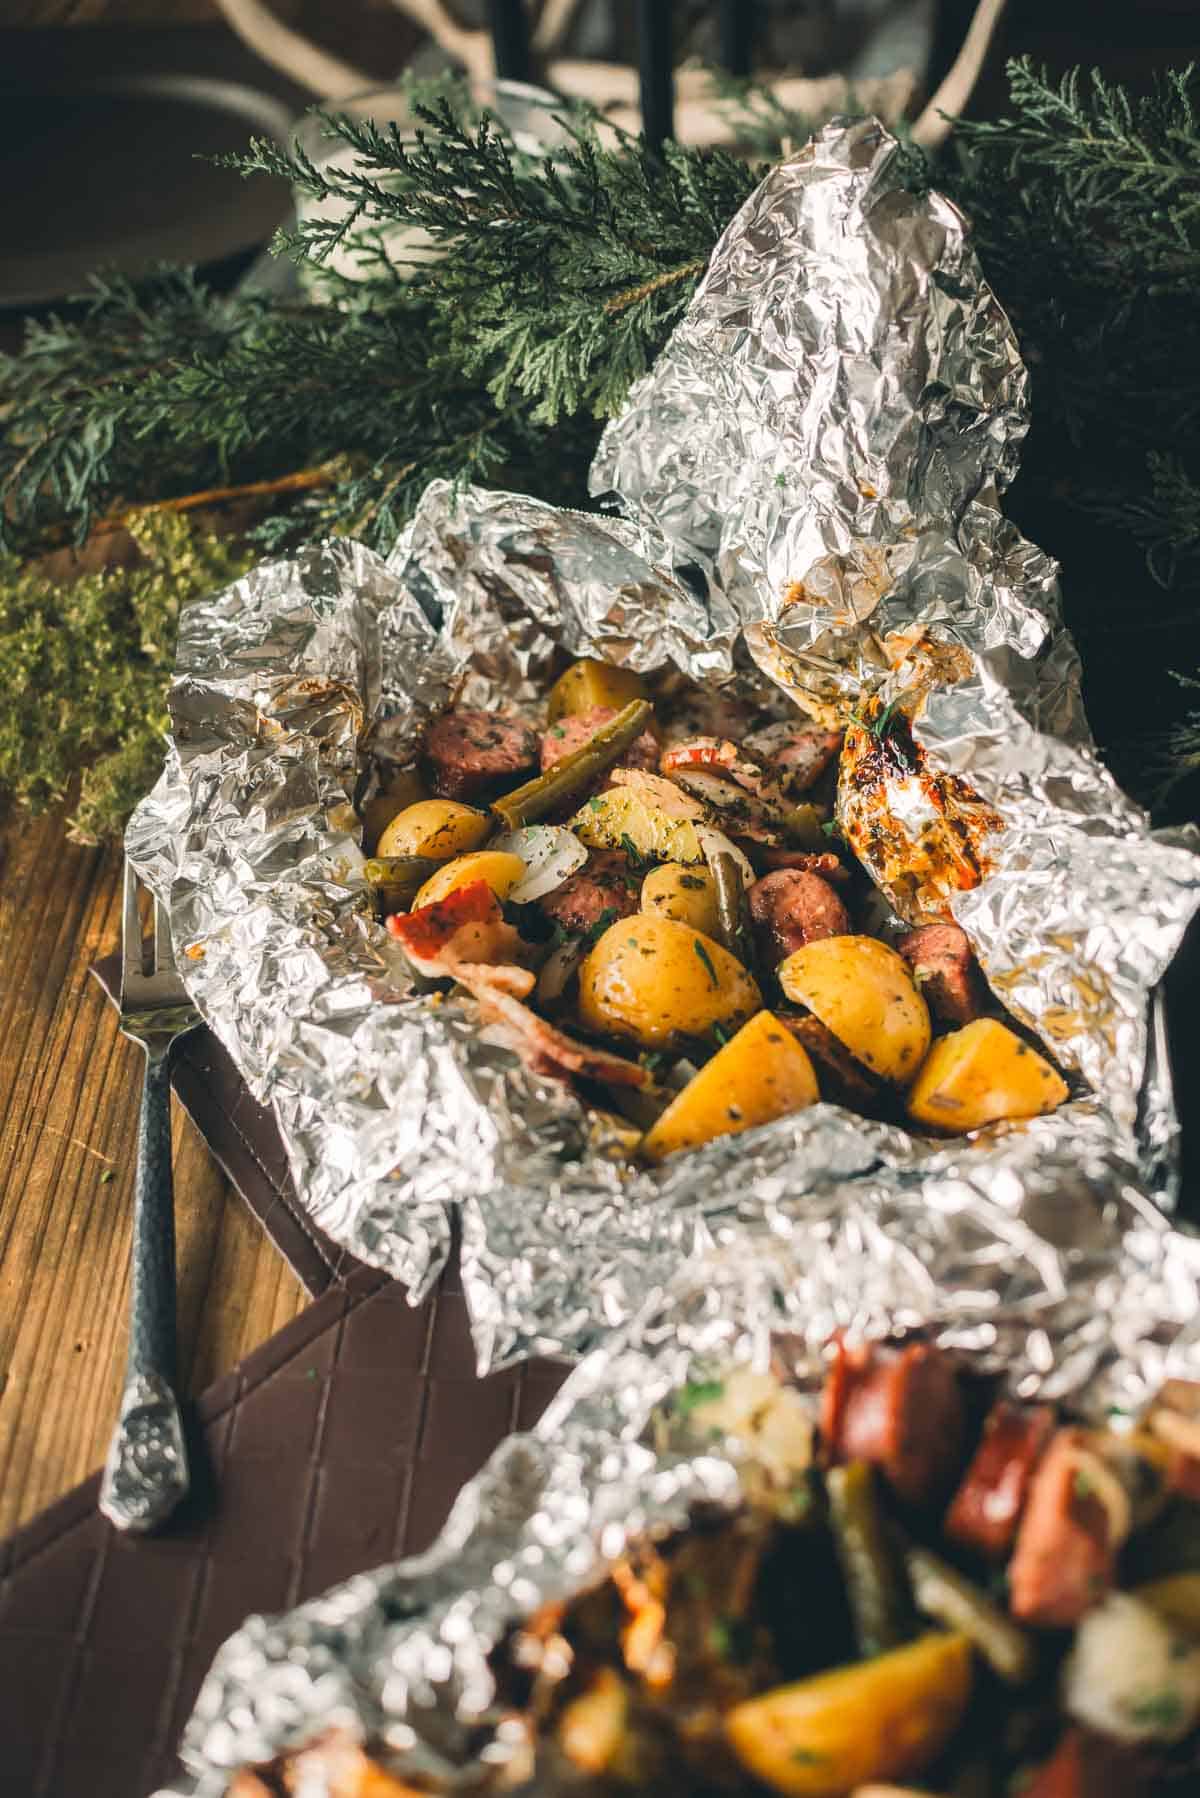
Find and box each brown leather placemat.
[91,955,355,1297]
[0,1262,566,1798]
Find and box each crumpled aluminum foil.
[163,1227,1200,1797]
[128,115,1200,1381]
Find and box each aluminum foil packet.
[129,117,1200,1373]
[164,1229,1200,1796]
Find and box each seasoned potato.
[578,914,761,1050]
[378,799,491,862]
[906,1017,1069,1133]
[547,657,647,723]
[359,768,427,850]
[640,863,721,937]
[724,1633,972,1798]
[412,850,526,910]
[572,783,704,864]
[642,1011,819,1162]
[778,936,930,1084]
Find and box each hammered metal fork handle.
[99,1042,190,1532]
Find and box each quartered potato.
[547,657,647,723]
[571,783,705,865]
[905,1018,1069,1133]
[724,1632,973,1797]
[377,798,491,862]
[578,914,761,1050]
[778,936,931,1084]
[640,862,721,937]
[642,1010,819,1161]
[412,850,526,910]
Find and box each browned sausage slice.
[944,1399,1055,1560]
[896,922,985,1025]
[749,870,850,965]
[424,709,538,801]
[540,705,659,775]
[821,1337,967,1506]
[537,850,639,936]
[777,1012,882,1112]
[1008,1429,1115,1627]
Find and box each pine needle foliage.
[2,63,1199,824]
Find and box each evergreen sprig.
[2,63,1199,826]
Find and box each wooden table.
[0,800,307,1540]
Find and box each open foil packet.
[128,118,1199,1371]
[164,1233,1200,1796]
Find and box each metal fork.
[98,863,199,1533]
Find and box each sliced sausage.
[749,870,850,966]
[746,721,844,793]
[1019,1728,1159,1798]
[778,1012,882,1112]
[539,705,659,775]
[424,709,538,801]
[896,922,984,1025]
[821,1337,967,1506]
[537,850,639,936]
[1008,1429,1115,1627]
[944,1400,1055,1560]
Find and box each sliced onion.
[696,826,755,889]
[536,937,587,1009]
[491,824,587,903]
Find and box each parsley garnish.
[587,796,604,813]
[694,939,720,987]
[582,906,618,948]
[641,1050,666,1074]
[675,1378,725,1414]
[712,1022,730,1047]
[619,831,647,867]
[708,1616,755,1665]
[1128,1691,1185,1731]
[820,819,840,839]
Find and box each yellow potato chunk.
[642,1011,818,1162]
[640,862,721,937]
[547,657,647,722]
[778,936,930,1084]
[578,914,761,1051]
[378,799,491,862]
[725,1633,972,1798]
[906,1017,1069,1133]
[571,784,703,864]
[412,850,526,910]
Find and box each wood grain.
[0,801,307,1539]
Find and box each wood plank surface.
[0,800,307,1539]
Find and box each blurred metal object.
[0,72,293,308]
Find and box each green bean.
[363,855,440,917]
[905,1545,1035,1685]
[490,699,654,831]
[826,1461,909,1658]
[707,847,758,976]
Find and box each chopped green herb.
[582,906,619,949]
[1074,1470,1094,1501]
[549,724,566,738]
[1128,1691,1185,1731]
[619,831,647,867]
[791,1749,830,1766]
[693,938,720,987]
[711,1021,730,1047]
[641,1050,666,1074]
[675,1378,725,1415]
[99,1168,115,1185]
[707,1615,755,1665]
[775,471,787,488]
[588,796,604,813]
[820,819,840,839]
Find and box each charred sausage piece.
[746,721,844,793]
[944,1400,1055,1560]
[1019,1729,1157,1798]
[537,849,639,936]
[821,1336,967,1506]
[759,848,851,882]
[896,922,985,1025]
[778,1012,882,1112]
[1008,1429,1115,1627]
[539,704,659,775]
[749,870,850,966]
[424,709,538,801]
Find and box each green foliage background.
[2,60,1198,836]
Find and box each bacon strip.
[386,880,531,991]
[455,968,650,1089]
